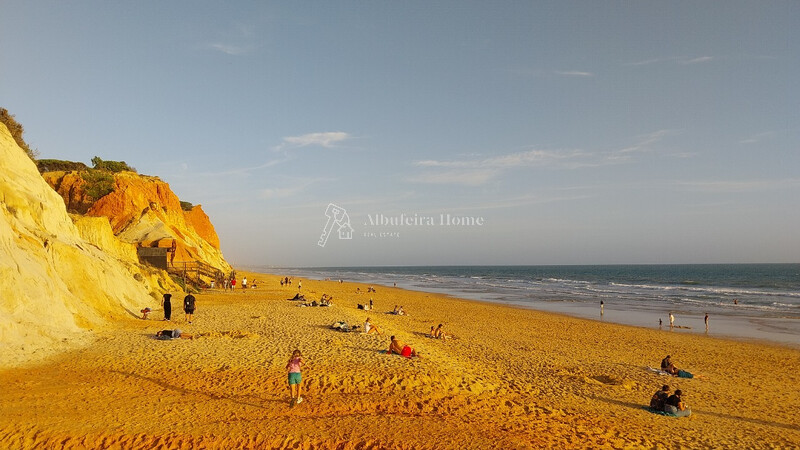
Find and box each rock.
[0,122,179,367]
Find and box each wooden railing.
[167,260,224,288]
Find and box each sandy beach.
[1,271,799,449]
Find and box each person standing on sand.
[286,350,306,405]
[704,313,709,331]
[298,280,302,291]
[242,277,247,290]
[669,312,675,328]
[162,292,172,321]
[184,293,196,324]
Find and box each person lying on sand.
[156,329,193,340]
[364,318,383,335]
[661,355,694,378]
[387,336,420,358]
[649,385,670,411]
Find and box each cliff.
[43,171,230,275]
[0,122,181,367]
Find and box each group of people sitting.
[429,323,452,340]
[649,385,691,417]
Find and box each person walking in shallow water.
[669,312,675,329]
[704,313,709,332]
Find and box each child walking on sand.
[286,350,306,405]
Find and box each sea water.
[257,264,800,346]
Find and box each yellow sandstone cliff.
[0,122,181,367]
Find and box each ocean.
[256,264,800,346]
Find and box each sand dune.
[1,272,799,448]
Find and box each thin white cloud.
[675,178,800,193]
[409,130,673,186]
[416,149,589,170]
[681,56,714,64]
[554,71,594,77]
[739,131,775,145]
[612,129,670,156]
[407,169,499,186]
[194,156,290,177]
[281,132,351,149]
[208,43,251,56]
[259,176,337,199]
[624,56,715,66]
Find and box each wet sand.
[1,271,798,448]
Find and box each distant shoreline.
[260,264,800,349]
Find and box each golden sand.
[1,271,799,449]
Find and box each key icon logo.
[318,203,354,247]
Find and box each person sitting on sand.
[664,389,691,417]
[661,355,694,378]
[433,323,451,339]
[392,305,399,314]
[650,385,670,411]
[140,307,152,320]
[387,336,420,358]
[429,326,437,338]
[364,318,383,335]
[156,329,193,340]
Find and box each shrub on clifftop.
[0,107,38,161]
[91,156,137,173]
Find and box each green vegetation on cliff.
[0,107,38,161]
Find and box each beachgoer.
[387,336,421,358]
[140,307,152,320]
[392,305,399,314]
[298,281,302,291]
[661,355,694,378]
[231,278,237,290]
[650,385,670,411]
[429,326,437,338]
[669,312,675,328]
[664,389,691,417]
[162,293,172,321]
[600,300,604,316]
[369,299,373,310]
[242,277,247,289]
[184,293,196,324]
[156,329,193,339]
[433,323,450,339]
[734,299,738,305]
[659,318,662,328]
[398,306,405,316]
[704,313,709,331]
[364,318,383,335]
[286,349,306,405]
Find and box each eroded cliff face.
[0,123,179,367]
[44,171,230,274]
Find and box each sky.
[1,1,798,267]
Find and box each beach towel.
[647,367,672,376]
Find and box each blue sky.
[2,2,798,266]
